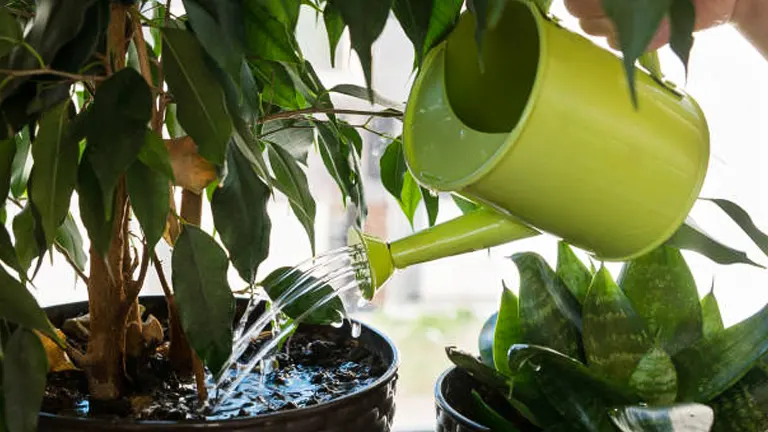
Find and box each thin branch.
[151,251,173,299]
[0,68,107,82]
[257,107,403,124]
[54,243,89,285]
[125,242,151,303]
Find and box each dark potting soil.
[41,326,387,422]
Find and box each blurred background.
[25,1,768,431]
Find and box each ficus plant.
[0,0,756,430]
[449,241,768,431]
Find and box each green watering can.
[349,0,710,296]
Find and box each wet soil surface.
[42,326,387,421]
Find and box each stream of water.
[209,244,373,409]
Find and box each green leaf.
[0,138,16,201]
[328,0,392,99]
[583,266,651,385]
[668,0,695,74]
[445,346,510,391]
[507,345,638,432]
[55,213,86,273]
[701,286,724,339]
[261,266,346,325]
[478,312,497,367]
[511,252,583,361]
[172,224,235,376]
[710,365,768,431]
[76,150,111,257]
[12,206,42,272]
[127,160,170,248]
[0,224,24,278]
[452,194,480,214]
[261,120,314,164]
[251,60,308,110]
[466,0,507,59]
[0,9,22,60]
[212,144,271,283]
[164,104,186,139]
[470,390,521,432]
[673,302,768,402]
[3,328,47,432]
[555,241,593,304]
[182,0,245,78]
[628,347,678,405]
[703,198,768,260]
[10,127,31,198]
[28,101,78,247]
[380,137,421,226]
[392,0,463,67]
[244,0,302,63]
[618,246,703,355]
[323,2,345,67]
[665,221,763,268]
[328,84,403,110]
[138,129,174,181]
[162,28,233,165]
[267,142,316,254]
[86,68,152,215]
[493,284,521,376]
[0,265,59,343]
[316,121,364,217]
[421,187,439,227]
[602,0,671,106]
[609,404,715,432]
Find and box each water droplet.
[330,319,344,329]
[357,297,368,308]
[351,321,362,339]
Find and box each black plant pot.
[39,295,399,431]
[435,367,491,432]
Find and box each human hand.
[564,0,740,51]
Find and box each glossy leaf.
[392,0,463,67]
[55,213,86,273]
[10,127,31,198]
[162,28,233,165]
[0,224,23,278]
[251,60,308,110]
[422,188,439,227]
[508,344,638,432]
[470,390,521,432]
[629,347,678,405]
[710,365,768,431]
[3,328,47,432]
[452,194,480,214]
[328,0,392,99]
[323,2,345,67]
[701,287,724,339]
[669,0,695,74]
[164,104,186,139]
[138,129,174,181]
[0,138,15,201]
[478,312,497,367]
[261,266,346,325]
[583,266,650,385]
[673,302,768,402]
[212,144,271,283]
[618,246,703,355]
[0,264,59,344]
[380,138,421,226]
[76,151,111,256]
[512,252,583,361]
[261,120,314,164]
[127,160,170,248]
[0,9,21,60]
[328,84,404,110]
[494,284,521,376]
[172,225,235,376]
[86,68,152,215]
[602,0,671,105]
[267,142,315,254]
[609,404,714,432]
[28,101,78,247]
[12,206,42,272]
[555,241,592,304]
[445,346,510,391]
[244,0,301,63]
[182,0,245,78]
[703,198,768,259]
[316,121,364,218]
[665,221,763,268]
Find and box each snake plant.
[448,242,768,431]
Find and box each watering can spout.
[348,207,540,298]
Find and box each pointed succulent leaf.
[162,28,233,165]
[327,0,391,100]
[76,151,111,256]
[212,144,271,284]
[172,225,235,376]
[494,284,521,376]
[127,160,170,248]
[445,346,510,391]
[669,0,695,73]
[629,347,678,405]
[555,241,593,304]
[584,266,651,385]
[323,2,345,67]
[267,142,316,254]
[478,311,497,367]
[618,246,703,355]
[0,265,60,344]
[609,404,715,432]
[392,0,464,68]
[261,266,346,325]
[3,328,48,432]
[709,365,768,431]
[674,303,768,402]
[28,101,79,247]
[701,287,724,339]
[512,252,583,361]
[55,213,87,273]
[470,390,521,432]
[665,221,763,267]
